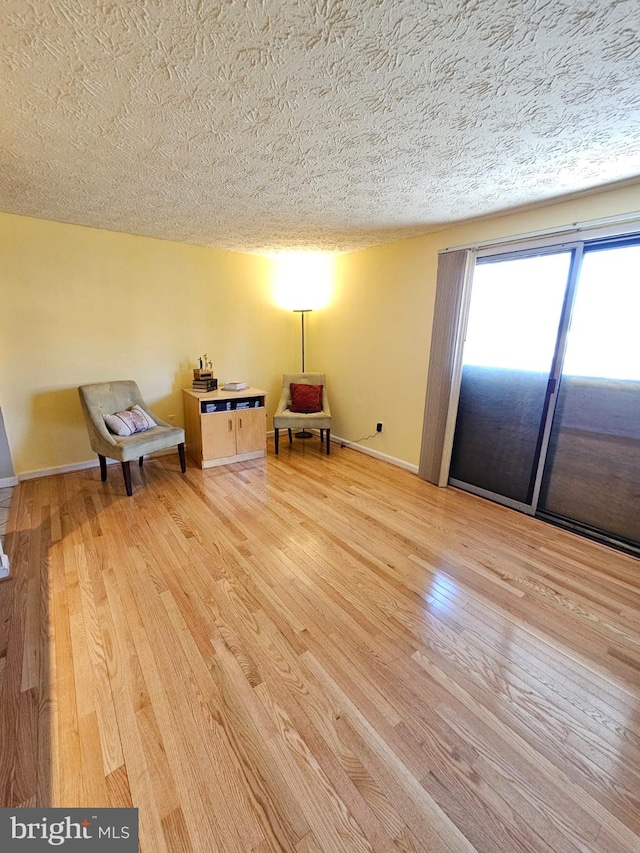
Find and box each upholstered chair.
[78,380,186,496]
[273,373,331,455]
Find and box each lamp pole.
[294,309,311,372]
[293,308,313,438]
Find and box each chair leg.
[320,429,324,441]
[274,428,279,454]
[288,428,293,443]
[98,454,107,482]
[121,461,133,496]
[139,456,144,467]
[326,429,331,455]
[178,443,186,473]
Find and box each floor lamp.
[293,308,313,438]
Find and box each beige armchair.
[78,380,186,496]
[273,373,331,455]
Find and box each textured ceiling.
[2,0,640,254]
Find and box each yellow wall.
[2,181,640,477]
[0,213,296,475]
[315,238,435,466]
[318,182,640,468]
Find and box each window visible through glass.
[562,244,640,381]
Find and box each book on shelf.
[222,381,249,391]
[202,400,232,412]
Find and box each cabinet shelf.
[201,396,264,413]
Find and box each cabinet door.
[235,408,266,454]
[201,412,236,460]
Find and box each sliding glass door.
[449,250,575,510]
[538,240,640,548]
[449,235,640,553]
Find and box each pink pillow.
[104,404,156,436]
[290,383,323,413]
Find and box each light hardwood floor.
[1,439,640,852]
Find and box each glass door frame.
[528,242,584,512]
[536,233,640,556]
[448,241,584,516]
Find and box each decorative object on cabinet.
[192,359,217,391]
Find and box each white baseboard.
[268,428,418,474]
[331,434,419,474]
[0,475,18,488]
[19,459,104,481]
[17,448,177,482]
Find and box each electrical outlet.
[376,422,383,433]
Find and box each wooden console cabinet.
[182,387,267,468]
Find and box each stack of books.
[223,380,249,391]
[193,378,217,392]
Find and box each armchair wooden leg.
[320,429,324,441]
[274,428,279,454]
[178,442,186,473]
[326,429,331,455]
[139,456,144,467]
[288,428,293,443]
[98,454,107,482]
[121,461,133,496]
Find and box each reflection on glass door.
[538,241,640,548]
[449,251,573,509]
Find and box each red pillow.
[290,383,323,413]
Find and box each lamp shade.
[272,253,334,311]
